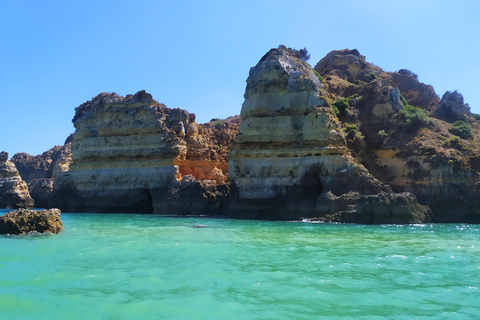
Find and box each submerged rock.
[0,208,63,235]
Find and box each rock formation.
[434,91,471,122]
[0,151,34,209]
[50,90,237,214]
[315,48,480,223]
[315,49,439,112]
[11,139,72,208]
[227,47,431,223]
[0,208,63,234]
[31,46,480,224]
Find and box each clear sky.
[1,0,479,156]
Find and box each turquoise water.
[0,210,479,319]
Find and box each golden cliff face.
[227,47,430,223]
[229,50,360,199]
[229,48,348,200]
[51,91,232,213]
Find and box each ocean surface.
[0,210,479,319]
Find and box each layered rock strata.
[0,151,34,209]
[50,90,232,214]
[228,48,431,223]
[0,208,63,235]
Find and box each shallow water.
[0,210,479,319]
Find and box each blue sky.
[1,0,479,156]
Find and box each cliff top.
[73,90,161,122]
[315,48,480,183]
[242,46,325,119]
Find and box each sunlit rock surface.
[0,208,63,234]
[228,47,431,223]
[50,91,233,214]
[0,151,34,209]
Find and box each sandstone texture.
[0,151,34,209]
[315,48,480,223]
[0,208,63,235]
[50,90,237,214]
[227,47,431,223]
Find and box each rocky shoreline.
[2,47,479,224]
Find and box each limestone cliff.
[0,151,34,209]
[316,49,480,223]
[227,47,431,223]
[11,139,72,208]
[50,90,234,214]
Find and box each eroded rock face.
[315,48,480,223]
[11,141,73,208]
[434,91,471,122]
[0,208,63,234]
[12,147,61,180]
[313,192,431,224]
[315,49,439,111]
[50,90,233,214]
[315,49,374,84]
[228,47,431,223]
[0,152,34,209]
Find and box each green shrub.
[344,124,357,139]
[448,136,463,149]
[365,72,377,81]
[214,121,222,129]
[450,136,461,144]
[313,70,323,83]
[450,120,473,139]
[397,104,432,131]
[277,45,310,61]
[332,98,350,117]
[400,94,409,107]
[378,129,388,138]
[472,114,480,122]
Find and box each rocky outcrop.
[311,191,431,224]
[0,152,34,209]
[434,91,471,122]
[316,48,480,223]
[315,49,439,112]
[12,147,61,180]
[0,208,63,234]
[227,47,431,223]
[11,140,73,208]
[50,90,234,214]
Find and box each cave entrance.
[137,189,154,214]
[301,165,324,195]
[464,211,480,224]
